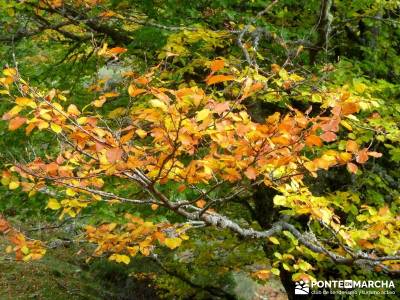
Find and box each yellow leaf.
[67,104,81,116]
[289,73,304,82]
[180,234,189,240]
[77,117,87,125]
[108,107,126,119]
[98,42,108,56]
[339,152,352,162]
[150,99,168,112]
[273,195,286,206]
[104,92,119,98]
[7,105,23,117]
[21,246,30,255]
[127,246,139,256]
[9,181,20,190]
[15,97,36,108]
[109,254,130,264]
[282,263,291,271]
[3,68,17,77]
[311,94,322,102]
[50,123,62,134]
[37,121,49,130]
[354,82,366,93]
[151,204,159,210]
[271,268,280,276]
[40,113,52,121]
[58,94,67,101]
[135,129,147,138]
[269,237,280,245]
[92,98,106,108]
[164,237,182,249]
[22,254,32,262]
[196,109,211,122]
[278,69,288,80]
[340,120,353,131]
[47,198,61,210]
[66,188,77,197]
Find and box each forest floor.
[0,235,160,300]
[0,217,287,300]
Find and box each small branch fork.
[237,0,279,68]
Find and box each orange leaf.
[50,0,63,8]
[213,102,230,114]
[196,199,206,208]
[320,131,337,142]
[347,162,358,174]
[9,232,25,246]
[99,10,118,18]
[253,270,271,280]
[271,64,281,73]
[120,130,135,144]
[210,59,225,72]
[358,239,374,249]
[356,148,369,164]
[368,151,382,158]
[251,82,264,92]
[271,136,291,145]
[46,162,59,176]
[321,118,340,132]
[177,184,186,192]
[154,231,165,243]
[206,75,234,85]
[128,84,146,97]
[108,47,127,55]
[305,135,322,147]
[244,167,257,180]
[0,216,10,233]
[106,147,123,163]
[135,77,149,85]
[9,116,27,131]
[346,140,359,152]
[341,102,359,115]
[282,80,292,90]
[103,92,119,98]
[314,158,332,170]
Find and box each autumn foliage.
[0,1,400,297]
[1,59,399,281]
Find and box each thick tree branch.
[310,0,333,64]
